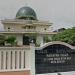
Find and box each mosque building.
[0,6,75,75]
[1,6,56,47]
[0,6,56,75]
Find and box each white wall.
[16,34,23,45]
[36,35,44,46]
[0,44,35,75]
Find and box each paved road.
[37,71,75,75]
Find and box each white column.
[12,51,15,69]
[16,51,19,69]
[36,35,43,46]
[7,51,11,69]
[21,50,24,69]
[16,35,23,45]
[25,50,30,68]
[30,44,35,75]
[3,51,6,70]
[0,51,1,70]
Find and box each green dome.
[16,6,37,20]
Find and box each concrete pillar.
[16,51,19,69]
[25,44,35,75]
[0,51,1,70]
[25,49,30,69]
[30,44,35,75]
[8,51,11,69]
[3,51,6,69]
[21,50,24,69]
[16,35,23,46]
[36,35,43,46]
[12,51,15,69]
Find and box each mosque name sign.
[44,53,71,64]
[35,43,75,74]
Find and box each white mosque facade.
[1,6,56,47]
[0,6,75,75]
[0,6,56,75]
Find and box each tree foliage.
[44,35,52,43]
[52,27,75,46]
[0,34,5,46]
[5,36,16,46]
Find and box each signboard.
[44,53,71,64]
[35,44,75,74]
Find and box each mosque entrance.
[23,35,36,45]
[23,35,30,45]
[35,42,75,74]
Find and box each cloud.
[0,0,75,30]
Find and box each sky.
[0,0,75,30]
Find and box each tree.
[44,35,52,43]
[52,27,75,46]
[0,34,5,46]
[5,36,16,46]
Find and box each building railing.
[0,46,30,71]
[13,29,37,32]
[2,19,52,25]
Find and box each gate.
[35,41,75,74]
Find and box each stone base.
[0,70,30,75]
